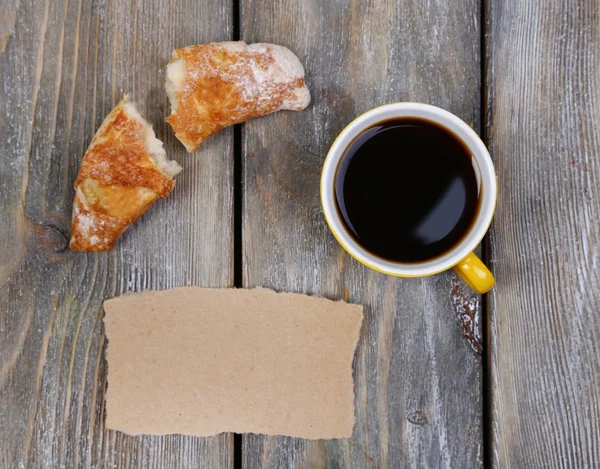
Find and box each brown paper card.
[103,287,363,439]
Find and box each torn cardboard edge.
[103,287,363,439]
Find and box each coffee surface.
[334,118,478,263]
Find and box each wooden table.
[1,0,599,467]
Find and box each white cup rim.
[320,102,497,277]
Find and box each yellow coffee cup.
[320,103,496,294]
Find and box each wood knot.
[407,410,428,426]
[30,214,72,258]
[33,222,69,253]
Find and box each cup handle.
[453,252,495,294]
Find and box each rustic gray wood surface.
[240,0,484,467]
[0,0,234,468]
[3,0,600,467]
[486,0,600,467]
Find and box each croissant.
[165,41,310,152]
[70,96,182,252]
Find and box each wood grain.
[240,0,484,467]
[0,0,234,468]
[486,0,600,467]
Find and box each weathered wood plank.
[0,0,234,468]
[240,0,483,467]
[486,0,600,467]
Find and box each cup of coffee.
[321,103,496,293]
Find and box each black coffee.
[334,118,478,263]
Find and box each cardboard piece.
[103,287,363,439]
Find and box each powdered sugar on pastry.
[165,41,311,152]
[70,96,182,252]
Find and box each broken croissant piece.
[70,96,182,252]
[165,41,311,152]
